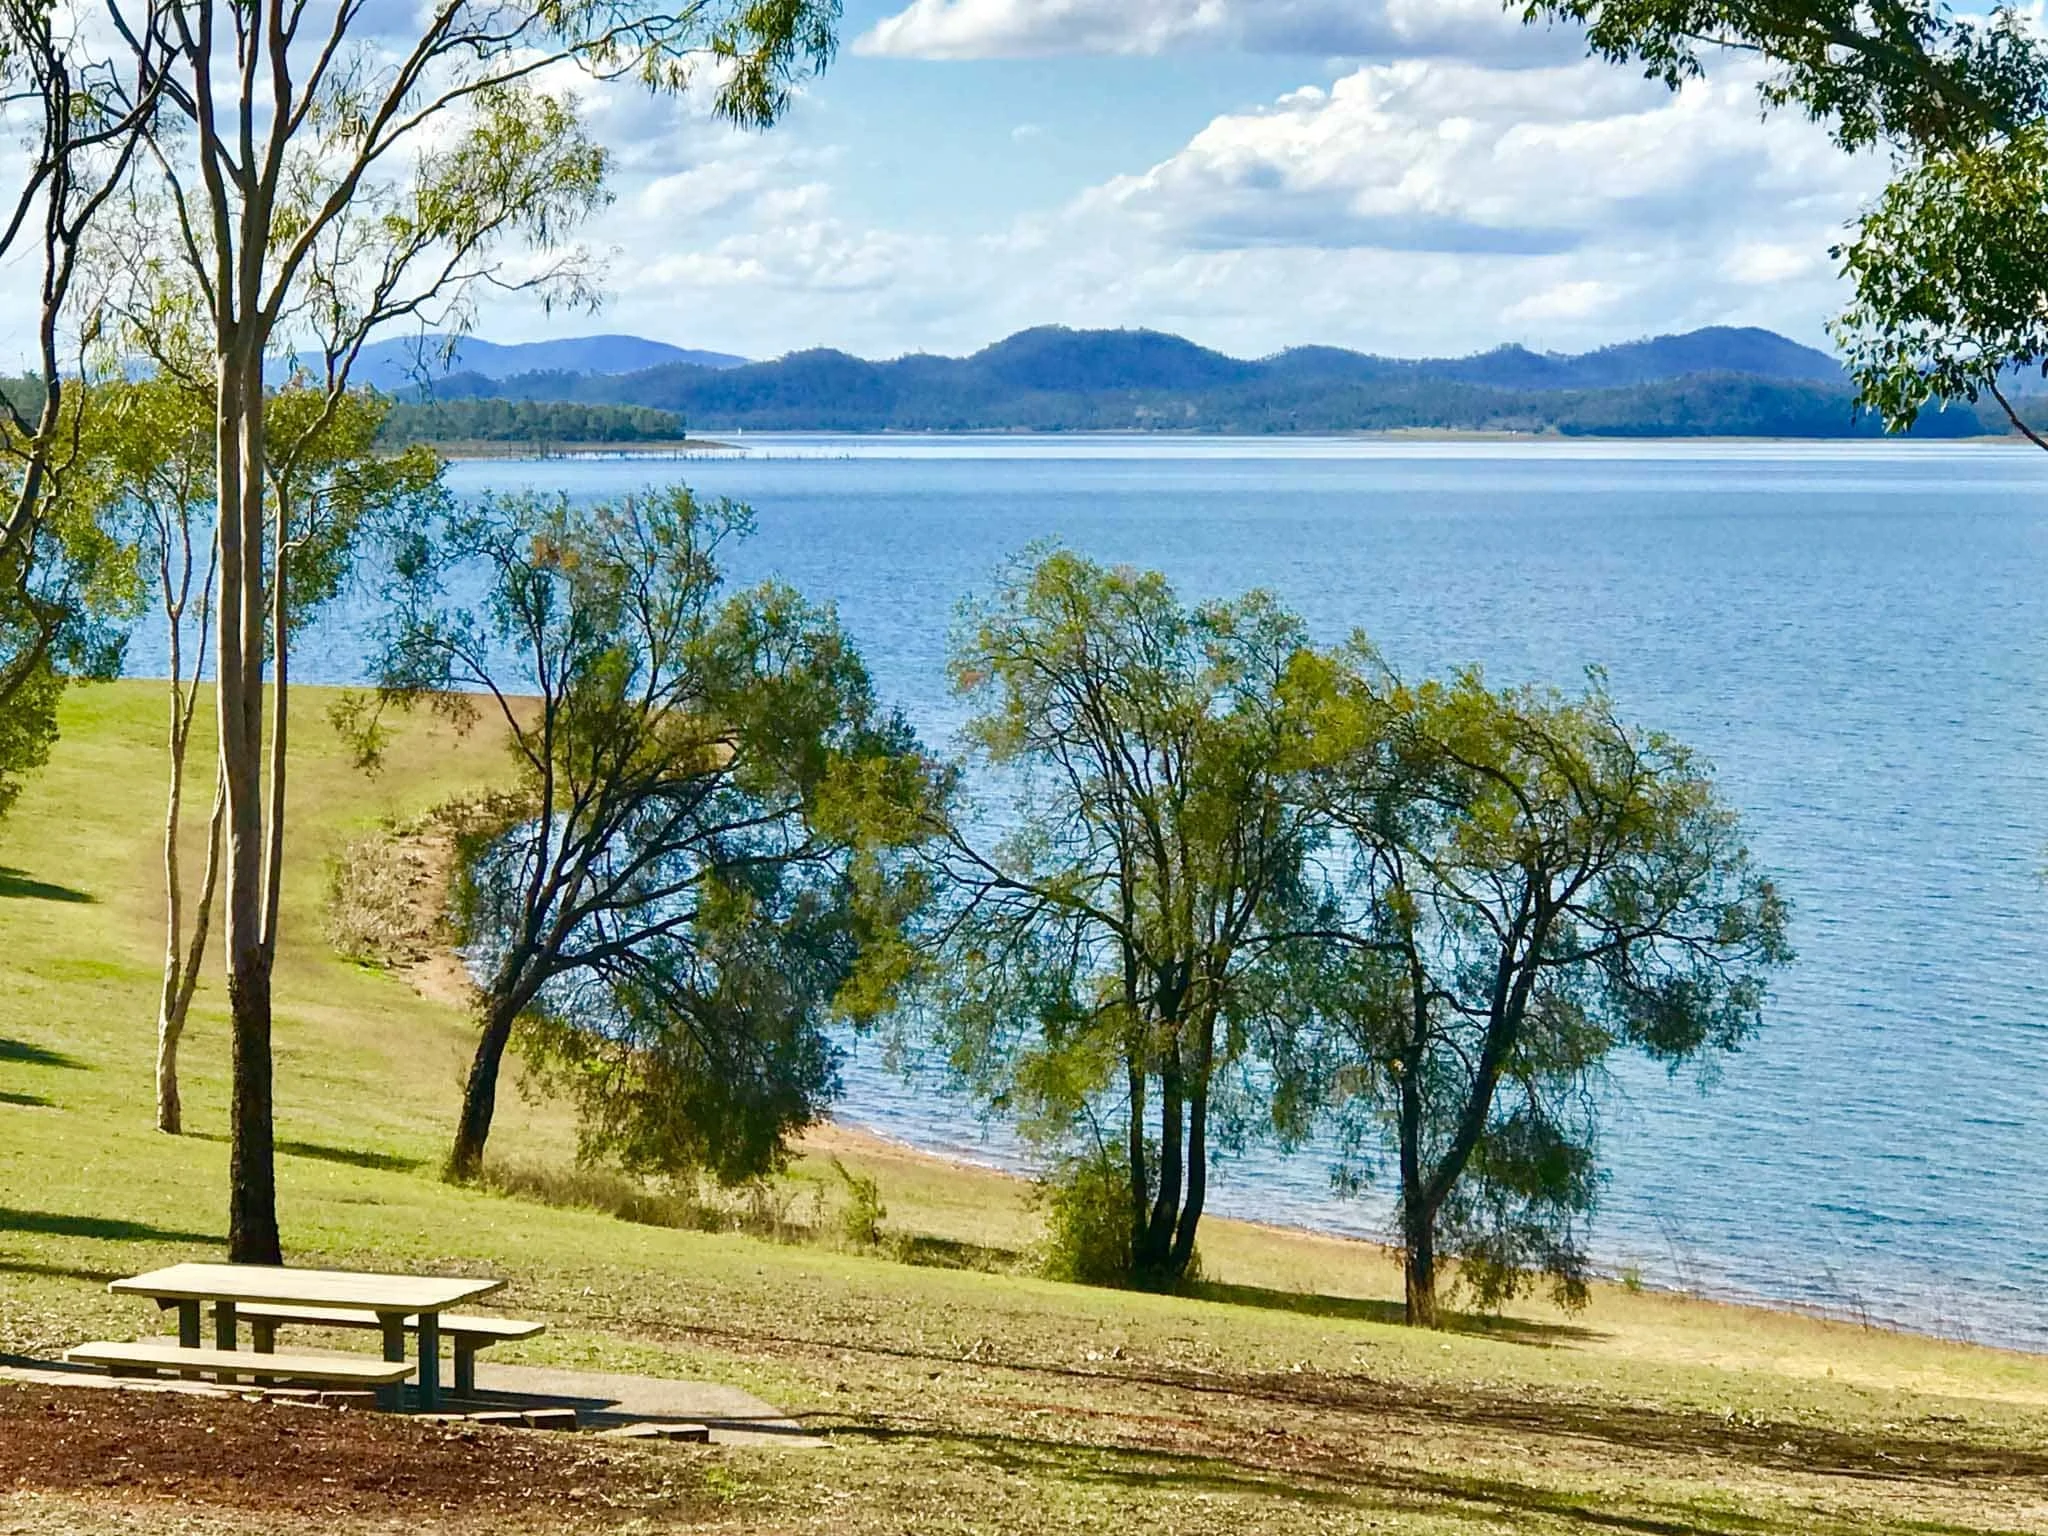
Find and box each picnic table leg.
[212,1302,239,1384]
[379,1313,407,1413]
[454,1339,476,1399]
[251,1321,276,1354]
[416,1314,441,1411]
[177,1301,200,1349]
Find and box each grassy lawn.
[3,679,2048,1534]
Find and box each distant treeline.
[453,367,1985,438]
[414,327,1989,438]
[374,397,688,446]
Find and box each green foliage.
[0,658,68,824]
[831,1157,887,1247]
[378,397,688,446]
[925,550,1322,1286]
[1834,128,2048,432]
[356,486,943,1184]
[0,387,142,825]
[1035,1149,1135,1288]
[1526,0,2047,150]
[462,346,1976,437]
[1288,651,1792,1320]
[1526,0,2048,434]
[262,388,448,641]
[96,374,448,648]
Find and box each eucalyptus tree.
[0,0,163,824]
[103,369,442,1135]
[1523,0,2048,436]
[101,370,218,1135]
[925,552,1322,1288]
[1293,649,1790,1326]
[347,487,937,1183]
[103,0,837,1261]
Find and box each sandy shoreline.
[804,1115,2028,1355]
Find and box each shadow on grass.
[654,1308,2048,1495]
[0,1208,222,1246]
[0,1039,86,1071]
[0,866,92,904]
[280,1139,424,1174]
[890,1234,1021,1274]
[0,1259,127,1284]
[1187,1280,1607,1347]
[0,1092,52,1108]
[830,1419,2030,1536]
[188,1132,424,1174]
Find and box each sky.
[16,0,1890,368]
[512,0,1885,363]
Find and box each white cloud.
[858,0,1575,61]
[1086,60,1870,258]
[1503,279,1619,325]
[1723,241,1826,285]
[471,39,1877,363]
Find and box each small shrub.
[1621,1265,1645,1294]
[323,817,455,967]
[1036,1149,1133,1287]
[480,1159,822,1243]
[480,1159,717,1230]
[323,792,527,969]
[831,1158,887,1248]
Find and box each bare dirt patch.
[0,1381,705,1529]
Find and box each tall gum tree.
[99,368,442,1136]
[107,0,839,1260]
[100,371,222,1135]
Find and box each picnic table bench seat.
[66,1339,415,1388]
[98,1263,519,1409]
[233,1304,544,1395]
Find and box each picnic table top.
[109,1263,504,1314]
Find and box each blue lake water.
[127,434,2048,1346]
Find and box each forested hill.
[409,325,1991,438]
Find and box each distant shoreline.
[421,436,741,459]
[425,428,2030,455]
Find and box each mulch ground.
[0,1380,707,1527]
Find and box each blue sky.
[125,0,1893,368]
[510,0,1879,362]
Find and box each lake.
[129,434,2048,1347]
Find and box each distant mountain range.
[382,326,1991,439]
[354,333,747,394]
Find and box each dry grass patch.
[0,1382,707,1532]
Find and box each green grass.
[4,679,2048,1534]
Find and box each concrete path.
[467,1362,828,1448]
[1,1355,829,1449]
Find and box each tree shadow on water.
[0,867,93,903]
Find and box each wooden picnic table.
[111,1263,504,1410]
